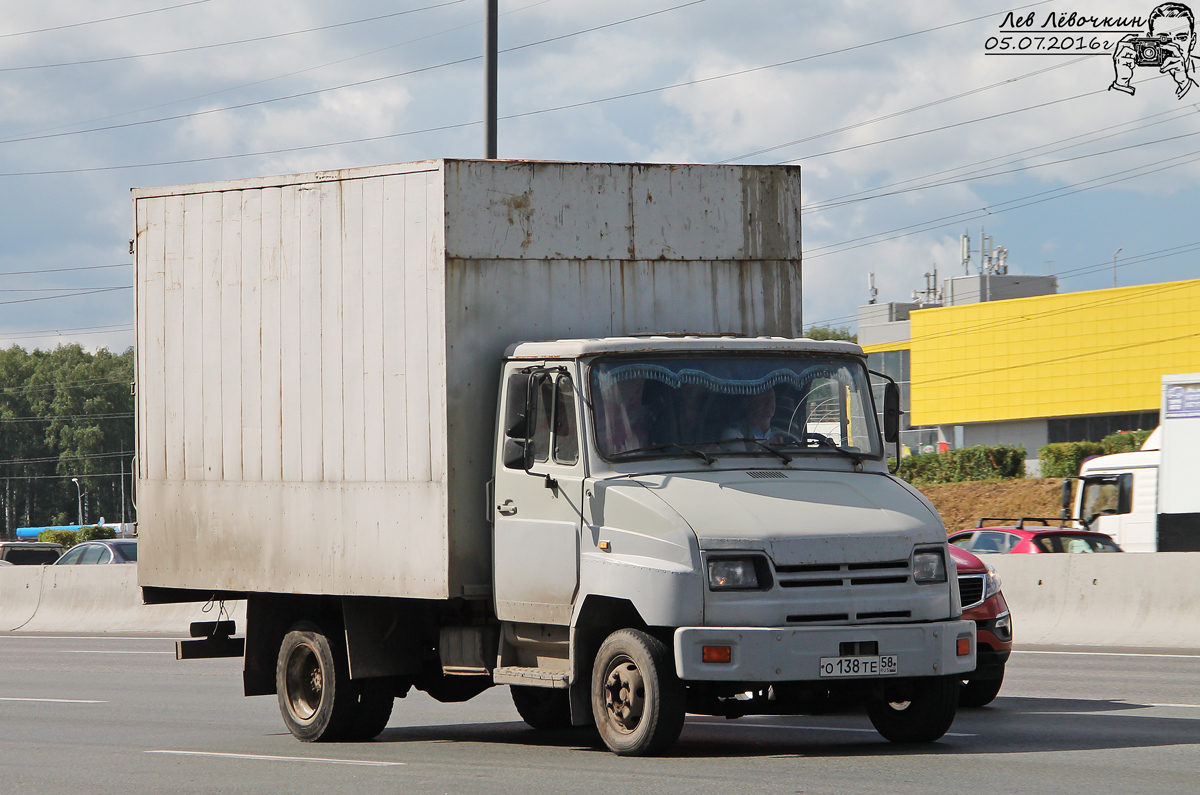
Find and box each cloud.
[0,0,1197,353]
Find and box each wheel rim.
[284,642,324,724]
[887,700,912,711]
[603,655,646,734]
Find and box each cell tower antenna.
[868,272,878,304]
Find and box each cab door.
[492,364,585,626]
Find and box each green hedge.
[893,445,1025,486]
[1101,429,1154,454]
[1038,429,1155,477]
[36,525,115,549]
[1038,442,1104,478]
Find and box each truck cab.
[490,336,975,753]
[1074,430,1160,552]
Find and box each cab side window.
[529,375,554,463]
[520,371,581,467]
[553,376,579,465]
[1081,474,1132,519]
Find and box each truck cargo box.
[134,159,803,600]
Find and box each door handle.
[498,499,518,516]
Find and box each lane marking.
[146,750,404,767]
[0,636,183,641]
[1014,650,1200,659]
[1139,702,1200,709]
[0,697,107,704]
[62,650,174,655]
[690,720,975,737]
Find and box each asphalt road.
[1,635,1198,795]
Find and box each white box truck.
[134,159,974,756]
[1071,373,1200,552]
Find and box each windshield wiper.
[772,433,864,466]
[684,437,792,464]
[609,442,715,465]
[723,437,792,464]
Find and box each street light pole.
[485,0,497,158]
[1113,248,1122,289]
[71,478,82,526]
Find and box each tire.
[590,629,686,756]
[276,623,358,742]
[866,676,960,743]
[511,685,573,730]
[960,668,1004,708]
[342,680,395,741]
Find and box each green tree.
[805,325,857,343]
[0,344,134,536]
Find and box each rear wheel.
[590,629,685,756]
[511,685,573,730]
[342,680,395,741]
[866,676,960,743]
[960,668,1004,708]
[276,623,358,742]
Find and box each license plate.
[818,655,898,678]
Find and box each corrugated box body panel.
[136,160,802,600]
[442,161,801,261]
[136,163,451,597]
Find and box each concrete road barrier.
[987,552,1200,647]
[4,554,1198,648]
[1,565,244,634]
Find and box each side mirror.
[504,372,530,439]
[1060,477,1073,511]
[882,382,901,443]
[503,438,532,470]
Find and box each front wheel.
[866,676,960,743]
[590,629,686,756]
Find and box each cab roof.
[504,335,863,360]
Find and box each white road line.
[146,750,404,767]
[61,650,175,655]
[1014,650,1200,659]
[1140,703,1200,709]
[0,697,107,704]
[690,720,975,737]
[0,636,182,641]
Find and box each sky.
[1,0,1198,352]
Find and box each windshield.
[589,354,882,461]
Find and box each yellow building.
[861,278,1200,466]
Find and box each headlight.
[708,557,763,590]
[912,549,947,583]
[984,565,1003,600]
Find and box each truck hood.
[632,469,945,566]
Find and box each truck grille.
[775,559,910,588]
[958,573,985,608]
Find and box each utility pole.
[485,0,498,159]
[1112,248,1122,289]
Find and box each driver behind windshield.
[720,389,776,450]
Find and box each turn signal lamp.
[956,636,972,657]
[702,645,732,664]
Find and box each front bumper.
[674,620,976,682]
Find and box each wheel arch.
[568,595,654,726]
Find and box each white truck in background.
[133,159,974,756]
[1071,373,1200,552]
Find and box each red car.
[949,519,1122,555]
[950,545,1011,707]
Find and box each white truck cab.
[491,336,974,753]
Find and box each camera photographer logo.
[1111,2,1198,98]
